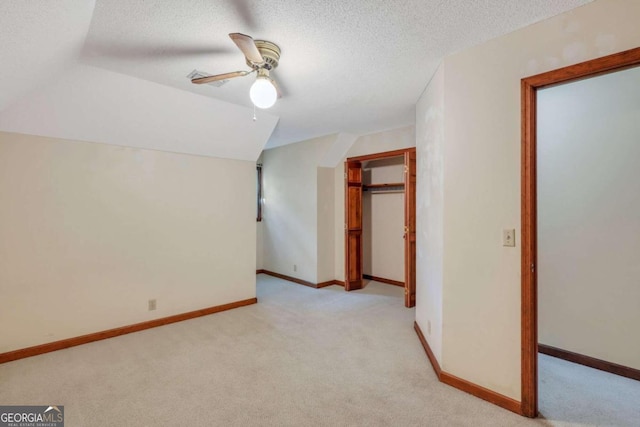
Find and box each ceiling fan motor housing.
[248,40,281,70]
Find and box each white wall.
[414,0,640,400]
[362,161,405,282]
[0,132,256,353]
[317,167,335,282]
[333,126,415,281]
[262,135,334,283]
[262,126,414,285]
[256,222,264,270]
[538,65,640,370]
[415,63,445,364]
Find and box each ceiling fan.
[191,33,282,109]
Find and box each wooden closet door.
[345,160,363,291]
[404,149,417,307]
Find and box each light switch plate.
[503,229,516,247]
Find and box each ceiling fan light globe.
[250,78,277,109]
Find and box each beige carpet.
[1,274,638,426]
[538,353,640,426]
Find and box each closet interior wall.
[362,157,405,283]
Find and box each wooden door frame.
[403,149,417,307]
[520,47,640,418]
[345,147,417,307]
[345,160,364,291]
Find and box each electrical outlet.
[427,320,431,335]
[293,264,297,272]
[148,299,156,311]
[503,229,516,247]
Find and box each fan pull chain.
[253,104,257,121]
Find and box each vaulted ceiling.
[0,0,592,159]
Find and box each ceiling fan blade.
[191,70,250,84]
[229,33,264,64]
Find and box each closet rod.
[363,182,404,194]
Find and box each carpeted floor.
[1,274,638,426]
[538,352,640,426]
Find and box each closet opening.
[344,147,416,307]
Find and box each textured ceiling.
[0,0,95,111]
[81,0,592,148]
[0,1,593,158]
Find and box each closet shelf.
[363,182,405,193]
